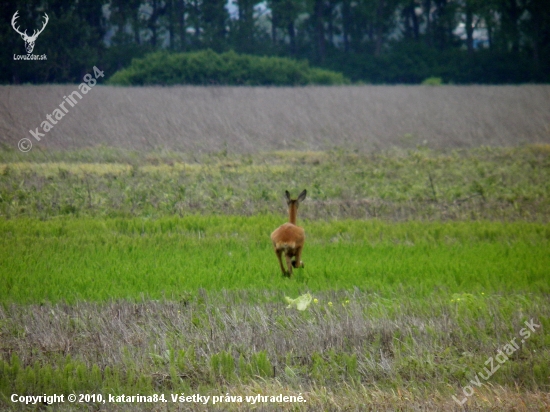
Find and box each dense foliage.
[108,50,348,85]
[1,0,548,84]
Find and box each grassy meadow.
[1,216,549,304]
[1,86,550,410]
[1,146,550,221]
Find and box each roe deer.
[270,189,307,277]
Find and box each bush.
[107,50,349,86]
[421,76,443,85]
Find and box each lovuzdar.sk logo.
[11,10,48,60]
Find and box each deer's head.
[11,11,49,54]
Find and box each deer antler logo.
[11,11,49,54]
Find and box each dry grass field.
[2,291,549,411]
[1,85,550,153]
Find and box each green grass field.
[1,217,549,304]
[1,147,549,411]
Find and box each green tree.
[202,0,229,51]
[522,0,550,76]
[268,0,304,55]
[0,0,548,84]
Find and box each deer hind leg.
[292,246,304,269]
[275,248,288,276]
[285,252,294,277]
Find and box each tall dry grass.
[1,85,549,153]
[2,291,549,411]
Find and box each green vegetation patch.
[1,146,549,221]
[1,217,548,304]
[107,50,349,86]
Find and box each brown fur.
[270,189,307,277]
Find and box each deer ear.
[285,190,291,202]
[297,189,307,202]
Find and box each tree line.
[1,0,548,84]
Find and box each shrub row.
[107,50,349,86]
